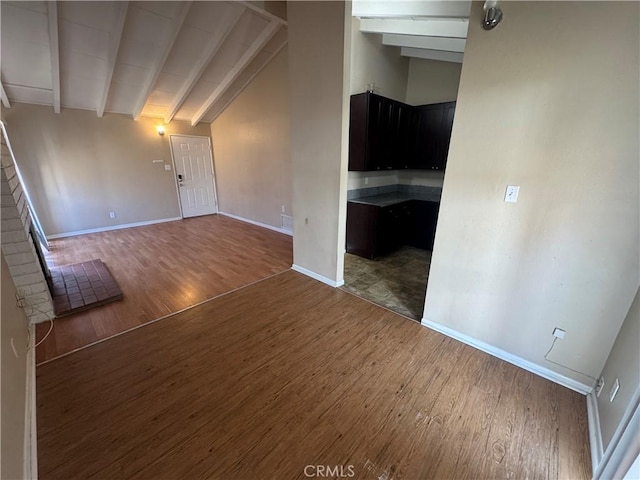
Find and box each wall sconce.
[482,0,503,30]
[156,126,165,136]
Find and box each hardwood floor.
[35,214,292,363]
[37,270,592,480]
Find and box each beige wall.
[597,288,640,450]
[1,253,31,479]
[406,58,462,105]
[2,103,211,236]
[424,2,639,385]
[289,1,350,283]
[350,17,409,101]
[211,48,291,229]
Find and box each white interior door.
[170,135,218,218]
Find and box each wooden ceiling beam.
[46,1,60,113]
[191,21,280,126]
[400,47,463,63]
[205,39,287,123]
[359,17,469,39]
[0,82,11,109]
[132,1,192,121]
[382,33,465,53]
[96,1,129,118]
[164,5,244,124]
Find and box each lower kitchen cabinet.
[406,201,440,250]
[346,200,440,260]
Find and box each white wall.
[211,48,291,230]
[289,1,351,285]
[350,17,409,101]
[406,57,462,105]
[2,104,211,236]
[1,254,31,479]
[597,288,640,450]
[423,1,639,386]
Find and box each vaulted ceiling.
[0,1,288,125]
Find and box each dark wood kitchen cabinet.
[406,201,440,250]
[349,91,456,172]
[413,101,456,171]
[346,201,411,259]
[348,92,413,171]
[346,200,439,259]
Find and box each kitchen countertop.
[348,191,440,207]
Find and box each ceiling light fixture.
[482,0,503,30]
[156,126,165,136]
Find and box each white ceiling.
[353,0,471,63]
[0,1,287,125]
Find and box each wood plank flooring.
[36,215,292,363]
[37,270,592,480]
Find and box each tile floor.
[342,246,431,320]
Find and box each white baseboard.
[47,217,182,239]
[420,318,593,395]
[218,211,293,236]
[292,264,345,288]
[587,391,604,473]
[24,324,37,480]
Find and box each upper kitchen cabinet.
[348,92,411,171]
[348,92,456,172]
[413,101,456,171]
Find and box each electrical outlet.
[109,211,116,219]
[365,177,369,185]
[552,328,566,339]
[281,205,285,213]
[164,164,172,171]
[609,378,620,402]
[596,376,605,397]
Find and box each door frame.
[168,134,219,219]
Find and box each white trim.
[588,391,604,472]
[24,324,37,479]
[291,264,345,288]
[420,318,593,395]
[46,217,182,240]
[594,386,640,480]
[218,211,292,236]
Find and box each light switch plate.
[164,164,172,171]
[505,185,520,203]
[609,378,620,402]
